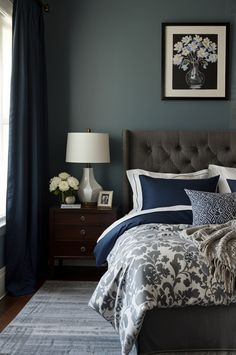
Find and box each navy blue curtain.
[6,0,48,295]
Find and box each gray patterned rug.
[0,280,130,355]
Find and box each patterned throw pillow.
[185,189,236,225]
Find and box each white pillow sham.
[208,164,236,193]
[126,168,209,212]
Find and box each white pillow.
[208,164,236,193]
[126,168,209,212]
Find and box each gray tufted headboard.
[123,130,236,214]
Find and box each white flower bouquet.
[173,35,218,71]
[49,172,79,203]
[172,34,218,89]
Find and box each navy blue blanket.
[94,208,192,266]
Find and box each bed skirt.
[137,304,236,355]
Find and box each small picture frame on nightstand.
[97,190,113,208]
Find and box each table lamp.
[66,129,110,206]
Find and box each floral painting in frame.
[162,23,229,99]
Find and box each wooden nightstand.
[49,207,118,275]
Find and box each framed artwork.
[162,23,229,100]
[97,190,113,208]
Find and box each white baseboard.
[0,266,6,300]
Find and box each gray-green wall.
[45,0,236,207]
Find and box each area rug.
[0,280,135,355]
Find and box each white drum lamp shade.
[66,132,110,204]
[66,132,110,163]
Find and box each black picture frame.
[162,23,229,100]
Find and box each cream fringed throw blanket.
[182,220,236,293]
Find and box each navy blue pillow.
[227,179,236,192]
[139,175,220,210]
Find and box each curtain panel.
[6,0,48,295]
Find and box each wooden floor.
[0,292,35,332]
[0,266,105,332]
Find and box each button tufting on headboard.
[123,130,236,214]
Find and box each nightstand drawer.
[54,225,105,241]
[49,206,118,276]
[54,240,96,258]
[54,211,115,226]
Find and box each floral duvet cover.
[89,208,236,355]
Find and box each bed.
[89,130,236,355]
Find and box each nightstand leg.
[48,258,54,279]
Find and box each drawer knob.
[81,246,86,253]
[80,229,86,236]
[80,215,85,222]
